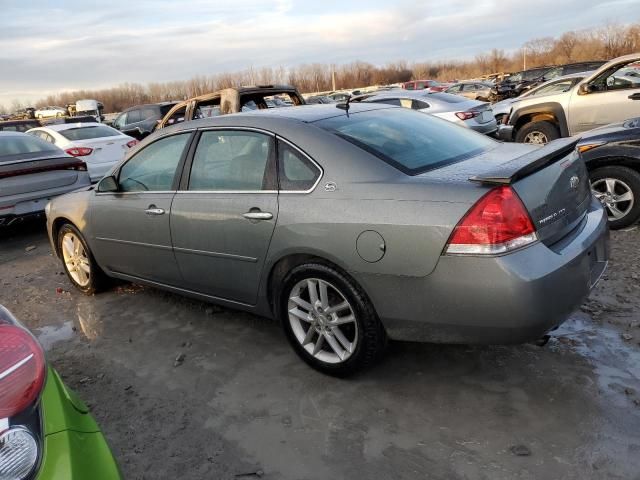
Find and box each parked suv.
[157,85,305,129]
[112,102,178,140]
[498,54,640,144]
[490,61,605,102]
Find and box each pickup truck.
[497,53,640,144]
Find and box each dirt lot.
[1,220,639,480]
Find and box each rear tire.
[279,263,387,377]
[57,223,109,295]
[515,121,560,144]
[590,165,640,229]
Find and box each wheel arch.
[584,153,640,176]
[51,216,77,257]
[264,251,369,318]
[511,102,569,137]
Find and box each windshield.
[0,134,60,160]
[59,125,121,141]
[315,108,496,175]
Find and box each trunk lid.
[0,156,83,196]
[71,136,130,164]
[469,138,591,245]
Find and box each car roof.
[165,103,394,132]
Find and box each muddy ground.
[1,220,639,480]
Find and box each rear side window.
[118,133,190,192]
[189,130,274,191]
[0,134,59,160]
[59,125,120,141]
[140,108,157,120]
[315,108,496,175]
[278,141,320,191]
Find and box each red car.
[402,80,446,92]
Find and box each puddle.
[553,313,640,403]
[35,321,75,350]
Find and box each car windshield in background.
[0,134,59,160]
[59,125,121,141]
[315,108,496,175]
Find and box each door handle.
[629,92,640,100]
[145,206,165,216]
[243,211,273,220]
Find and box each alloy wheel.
[523,131,548,144]
[61,232,91,287]
[287,278,358,364]
[591,177,635,221]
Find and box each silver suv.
[498,54,640,144]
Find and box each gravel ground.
[1,220,639,480]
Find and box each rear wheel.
[515,121,560,144]
[279,263,386,376]
[590,165,640,229]
[57,223,109,294]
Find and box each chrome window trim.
[176,190,278,194]
[95,190,176,196]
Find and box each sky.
[1,0,639,107]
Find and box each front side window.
[188,130,273,191]
[118,133,190,192]
[126,110,142,124]
[278,141,320,191]
[446,85,462,93]
[591,61,640,92]
[315,108,496,175]
[462,84,477,92]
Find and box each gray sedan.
[354,90,498,135]
[46,104,608,375]
[0,132,90,227]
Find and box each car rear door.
[170,128,278,305]
[90,131,193,285]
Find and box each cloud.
[0,0,639,106]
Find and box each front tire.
[279,263,386,376]
[57,223,108,294]
[590,165,640,229]
[515,121,560,144]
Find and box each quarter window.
[118,133,190,192]
[188,130,273,191]
[278,141,320,191]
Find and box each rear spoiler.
[469,138,579,185]
[0,156,87,179]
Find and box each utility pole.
[331,65,336,92]
[523,47,527,70]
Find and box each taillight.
[126,139,139,148]
[455,111,480,120]
[0,324,46,419]
[445,186,537,255]
[65,147,93,156]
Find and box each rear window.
[425,92,468,103]
[0,134,59,160]
[59,125,120,141]
[315,108,496,175]
[160,104,175,116]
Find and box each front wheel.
[279,263,386,376]
[590,165,640,229]
[515,121,560,144]
[57,223,109,294]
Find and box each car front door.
[568,59,640,134]
[90,131,193,285]
[170,128,278,305]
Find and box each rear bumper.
[359,198,609,344]
[469,120,498,135]
[497,124,514,142]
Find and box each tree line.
[4,21,639,114]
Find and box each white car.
[34,106,67,119]
[26,123,138,182]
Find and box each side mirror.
[578,83,593,95]
[97,175,118,193]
